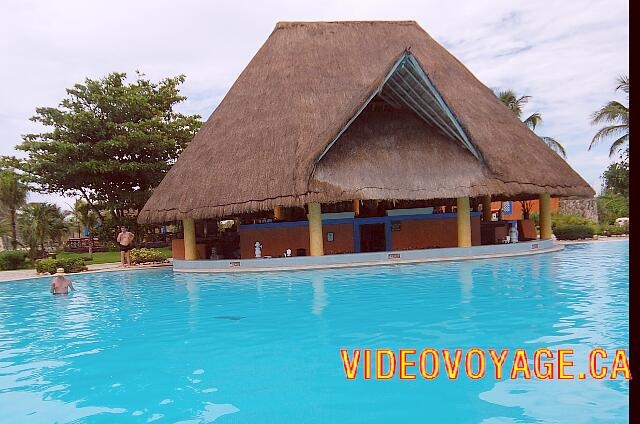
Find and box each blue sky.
[0,0,629,208]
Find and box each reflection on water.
[0,241,629,423]
[311,274,328,316]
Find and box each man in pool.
[50,268,75,295]
[117,225,135,267]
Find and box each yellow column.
[456,197,472,247]
[539,193,552,240]
[352,200,360,216]
[481,195,492,221]
[183,218,197,260]
[273,206,284,220]
[307,202,324,256]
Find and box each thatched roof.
[139,20,594,223]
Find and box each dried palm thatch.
[138,21,594,223]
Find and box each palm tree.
[496,89,567,158]
[0,170,28,249]
[18,203,69,259]
[590,75,629,157]
[70,199,98,258]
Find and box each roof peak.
[275,21,419,30]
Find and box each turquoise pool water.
[0,241,628,423]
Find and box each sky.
[0,0,629,209]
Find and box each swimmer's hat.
[55,267,65,276]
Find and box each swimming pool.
[0,240,628,423]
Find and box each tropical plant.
[590,75,629,157]
[553,224,594,240]
[35,257,87,274]
[496,89,566,158]
[69,199,99,258]
[129,247,169,264]
[601,148,629,197]
[0,170,28,249]
[0,250,28,271]
[17,72,202,221]
[597,191,629,226]
[18,203,69,260]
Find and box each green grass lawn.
[55,247,172,265]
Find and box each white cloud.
[0,0,628,207]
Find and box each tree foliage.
[590,75,629,157]
[597,192,629,225]
[496,89,566,158]
[17,72,202,220]
[601,148,629,197]
[69,199,99,256]
[0,170,28,249]
[18,203,69,259]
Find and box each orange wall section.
[391,216,481,250]
[493,198,560,220]
[239,223,354,258]
[171,239,207,260]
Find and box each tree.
[69,199,99,258]
[17,72,202,223]
[601,148,629,197]
[597,191,629,225]
[496,89,566,158]
[0,170,28,249]
[18,203,69,259]
[590,75,629,157]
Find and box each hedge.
[0,250,28,271]
[600,223,629,236]
[36,257,88,274]
[553,224,594,240]
[129,248,169,264]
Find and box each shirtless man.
[117,226,135,267]
[51,268,75,295]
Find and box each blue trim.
[239,212,481,230]
[385,221,392,251]
[353,221,361,253]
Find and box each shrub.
[599,223,629,236]
[553,224,594,240]
[0,250,28,271]
[129,248,168,264]
[551,213,599,234]
[35,257,88,274]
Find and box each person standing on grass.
[117,226,135,267]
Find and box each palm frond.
[541,136,567,158]
[616,75,629,94]
[591,101,628,125]
[523,112,542,130]
[609,133,629,157]
[589,125,628,150]
[496,89,531,119]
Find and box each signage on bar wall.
[502,201,512,215]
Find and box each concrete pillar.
[307,202,324,256]
[352,200,360,216]
[481,195,492,221]
[273,206,284,220]
[456,197,472,247]
[539,193,552,240]
[183,218,197,260]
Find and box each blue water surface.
[0,240,629,423]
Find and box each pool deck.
[0,262,171,283]
[174,239,562,273]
